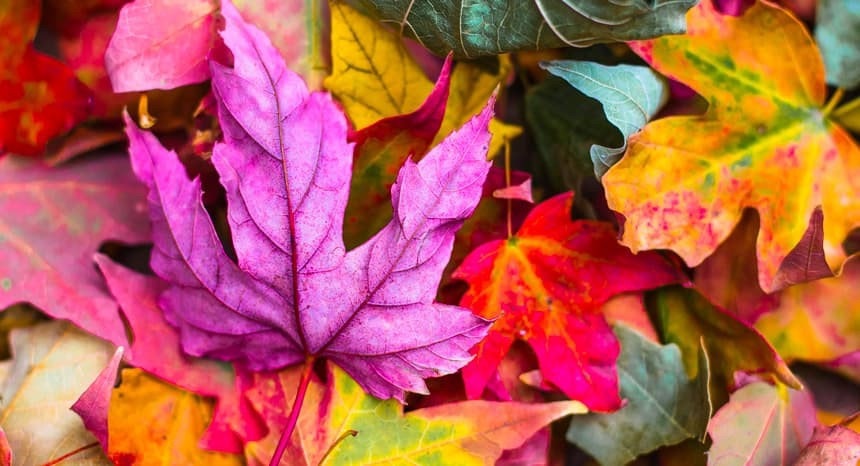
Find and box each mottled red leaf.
[455,193,684,411]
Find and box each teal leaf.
[525,75,619,193]
[542,61,669,177]
[566,325,712,466]
[349,0,698,58]
[816,0,860,89]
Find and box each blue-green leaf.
[566,325,712,466]
[348,0,698,58]
[816,0,860,89]
[542,61,668,177]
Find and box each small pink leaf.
[95,255,264,453]
[492,175,533,203]
[72,346,124,449]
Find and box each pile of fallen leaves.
[1,0,859,464]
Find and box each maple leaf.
[0,155,150,348]
[603,0,860,293]
[454,193,684,411]
[126,2,493,403]
[244,362,586,465]
[706,381,818,466]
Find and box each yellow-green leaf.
[0,321,113,465]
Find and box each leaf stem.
[504,138,513,239]
[137,94,157,129]
[41,442,100,466]
[317,429,358,464]
[822,88,845,116]
[269,358,316,466]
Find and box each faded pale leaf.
[106,0,324,92]
[105,0,216,92]
[0,321,113,465]
[706,382,817,466]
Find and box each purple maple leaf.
[125,3,494,401]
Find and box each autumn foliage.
[0,0,859,465]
